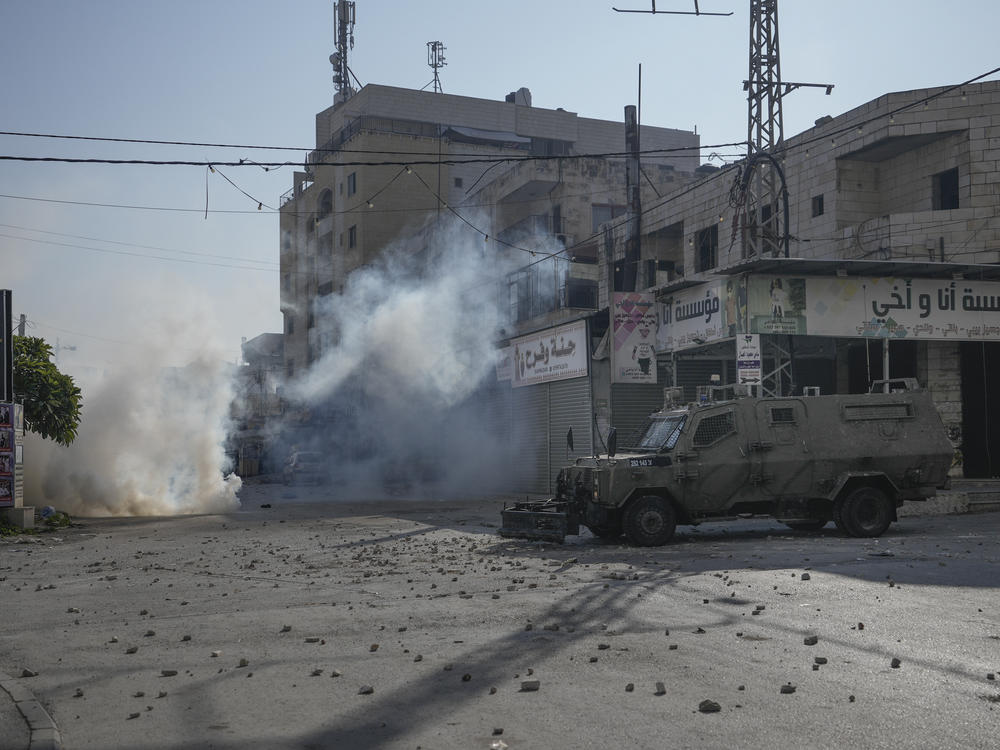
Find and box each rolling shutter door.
[548,377,593,491]
[610,361,671,445]
[512,384,548,494]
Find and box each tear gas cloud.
[281,218,528,497]
[25,292,241,517]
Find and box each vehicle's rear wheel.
[623,495,676,547]
[840,486,894,538]
[832,499,849,534]
[782,519,828,531]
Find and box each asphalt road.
[2,482,999,750]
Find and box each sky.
[1,0,998,375]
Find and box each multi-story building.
[278,83,699,379]
[610,80,1000,480]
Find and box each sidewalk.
[0,669,60,750]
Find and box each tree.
[13,337,82,446]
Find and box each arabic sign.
[511,320,589,388]
[656,280,730,352]
[736,334,761,385]
[612,292,657,384]
[747,275,1000,340]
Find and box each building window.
[811,194,824,217]
[348,225,357,248]
[318,189,333,218]
[933,167,959,210]
[454,177,463,188]
[318,281,334,296]
[285,315,294,335]
[347,172,357,196]
[282,274,291,293]
[286,359,294,378]
[591,204,626,233]
[695,225,718,272]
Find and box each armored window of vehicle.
[843,404,912,421]
[770,407,795,424]
[692,411,735,446]
[638,415,686,450]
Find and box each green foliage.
[43,511,72,528]
[13,337,82,446]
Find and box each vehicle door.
[752,399,813,496]
[677,406,749,512]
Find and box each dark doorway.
[960,342,1000,478]
[847,339,918,393]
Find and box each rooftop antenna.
[612,1,732,16]
[425,41,447,93]
[330,1,358,104]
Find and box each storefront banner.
[656,280,731,352]
[495,346,513,381]
[511,320,589,388]
[612,292,657,384]
[748,275,1000,340]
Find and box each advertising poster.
[612,292,657,384]
[746,276,808,335]
[656,281,728,352]
[511,320,588,388]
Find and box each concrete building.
[278,83,699,379]
[608,80,1000,480]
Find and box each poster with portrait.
[0,403,10,427]
[612,292,658,383]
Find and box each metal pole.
[883,341,890,393]
[624,104,641,291]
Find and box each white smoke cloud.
[23,285,242,517]
[282,218,520,496]
[293,225,502,408]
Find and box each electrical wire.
[0,232,278,272]
[0,222,279,266]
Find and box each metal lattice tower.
[747,0,783,153]
[736,0,832,260]
[330,2,357,103]
[426,41,446,93]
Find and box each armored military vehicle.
[500,379,953,546]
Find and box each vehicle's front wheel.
[623,495,676,547]
[840,486,894,537]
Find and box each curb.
[0,670,63,750]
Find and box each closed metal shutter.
[675,358,736,402]
[548,377,593,490]
[512,384,549,494]
[611,361,671,446]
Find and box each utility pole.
[17,314,25,336]
[611,3,731,294]
[623,104,641,292]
